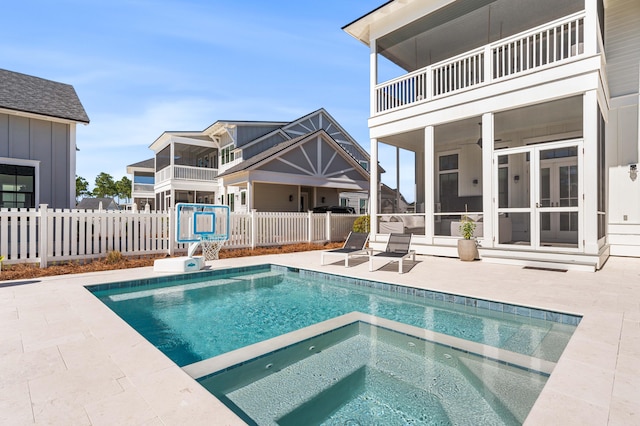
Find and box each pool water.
[200,322,548,425]
[90,265,578,367]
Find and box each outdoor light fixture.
[472,179,478,186]
[514,175,520,183]
[630,164,638,181]
[289,194,293,202]
[476,123,482,148]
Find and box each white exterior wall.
[606,0,640,256]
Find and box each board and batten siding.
[605,0,640,98]
[0,112,73,209]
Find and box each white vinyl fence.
[0,205,358,267]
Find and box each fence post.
[325,212,332,242]
[39,204,48,268]
[250,209,257,249]
[307,211,313,243]
[168,207,175,256]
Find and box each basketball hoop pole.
[188,241,200,258]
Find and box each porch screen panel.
[497,152,530,246]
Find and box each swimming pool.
[87,264,580,425]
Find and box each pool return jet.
[154,203,230,273]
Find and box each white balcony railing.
[156,165,218,184]
[375,12,586,114]
[133,183,154,193]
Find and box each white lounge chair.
[369,233,415,274]
[321,232,370,267]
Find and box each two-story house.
[128,109,371,213]
[0,69,89,209]
[344,0,639,271]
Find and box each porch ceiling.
[378,0,584,72]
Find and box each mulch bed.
[0,242,343,281]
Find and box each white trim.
[0,106,86,125]
[69,124,77,208]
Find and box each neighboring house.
[344,0,640,270]
[76,197,120,211]
[128,109,371,213]
[126,158,156,211]
[0,69,89,209]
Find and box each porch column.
[370,138,379,237]
[583,0,598,56]
[246,180,253,210]
[370,40,378,117]
[481,113,495,247]
[424,126,434,241]
[583,90,599,254]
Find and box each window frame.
[0,157,40,208]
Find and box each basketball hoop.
[200,234,225,260]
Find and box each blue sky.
[2,0,389,190]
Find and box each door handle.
[536,202,539,208]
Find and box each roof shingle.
[0,68,89,123]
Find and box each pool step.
[457,355,547,424]
[224,335,510,425]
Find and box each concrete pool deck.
[0,252,638,425]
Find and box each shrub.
[353,215,370,233]
[105,250,124,264]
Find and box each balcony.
[132,183,154,197]
[156,165,219,184]
[375,12,586,114]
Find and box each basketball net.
[200,234,225,260]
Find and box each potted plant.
[457,216,478,261]
[0,255,4,272]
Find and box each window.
[358,160,369,171]
[437,153,459,212]
[340,198,348,207]
[240,191,246,206]
[227,193,235,212]
[0,164,36,208]
[221,145,235,165]
[133,172,154,185]
[359,198,367,214]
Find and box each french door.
[495,140,582,251]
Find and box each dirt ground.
[0,242,343,282]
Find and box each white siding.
[605,0,640,97]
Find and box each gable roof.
[218,129,370,182]
[0,68,89,123]
[76,197,119,210]
[127,158,154,169]
[218,132,312,176]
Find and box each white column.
[370,40,378,117]
[370,138,379,237]
[583,90,599,254]
[246,180,252,210]
[583,0,598,56]
[424,126,434,241]
[396,147,400,212]
[481,112,495,247]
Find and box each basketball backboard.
[176,203,230,243]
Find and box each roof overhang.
[0,106,87,126]
[342,0,458,46]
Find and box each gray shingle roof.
[0,68,89,123]
[76,197,119,210]
[127,158,154,169]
